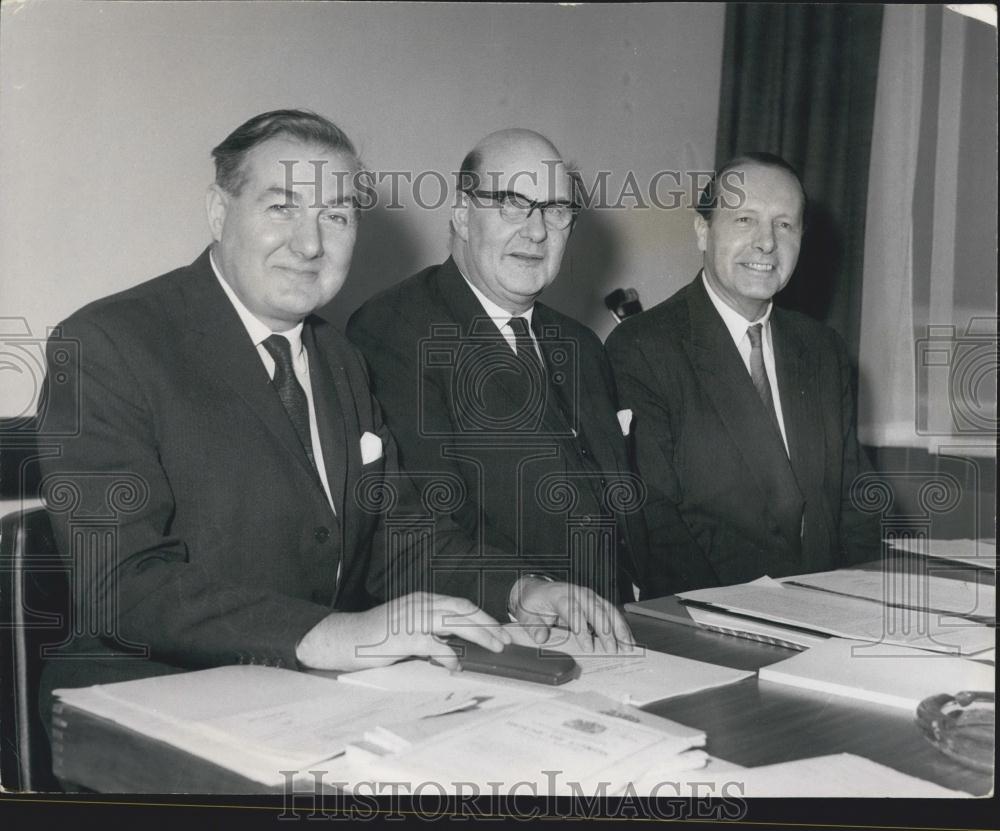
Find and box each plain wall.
[0,1,725,419]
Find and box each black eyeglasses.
[464,189,580,230]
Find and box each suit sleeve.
[605,329,721,597]
[348,306,540,620]
[353,360,499,607]
[38,314,330,669]
[830,332,882,566]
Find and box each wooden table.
[51,600,994,796]
[630,613,993,797]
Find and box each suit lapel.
[532,306,586,438]
[533,304,625,510]
[433,260,554,429]
[683,278,804,550]
[772,310,825,502]
[182,249,335,514]
[303,320,349,524]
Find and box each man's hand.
[508,578,633,653]
[295,592,511,672]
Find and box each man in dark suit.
[37,110,514,712]
[348,129,642,647]
[605,153,879,596]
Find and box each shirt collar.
[211,249,305,354]
[457,267,535,332]
[701,270,773,343]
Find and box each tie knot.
[507,316,531,338]
[262,334,295,370]
[747,323,764,348]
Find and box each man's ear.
[206,184,229,242]
[693,214,709,253]
[452,193,471,242]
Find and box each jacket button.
[314,526,330,543]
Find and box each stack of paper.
[625,593,827,650]
[758,637,996,710]
[783,568,995,623]
[684,603,828,649]
[346,690,708,796]
[888,538,997,571]
[54,665,488,787]
[677,580,995,656]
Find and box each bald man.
[348,130,645,648]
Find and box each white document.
[338,639,753,707]
[647,753,970,797]
[523,626,754,705]
[783,568,995,621]
[356,692,706,795]
[678,581,995,656]
[55,665,483,786]
[685,604,829,649]
[888,538,997,571]
[758,637,996,710]
[560,646,753,706]
[337,659,554,703]
[972,648,995,664]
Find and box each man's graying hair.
[211,109,361,196]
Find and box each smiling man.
[606,152,879,595]
[348,129,644,649]
[37,111,515,724]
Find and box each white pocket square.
[360,431,383,465]
[617,409,633,437]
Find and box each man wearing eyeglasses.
[348,129,644,650]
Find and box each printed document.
[758,637,996,710]
[888,538,996,571]
[352,691,707,795]
[678,582,995,655]
[783,568,995,621]
[54,665,483,785]
[339,635,753,707]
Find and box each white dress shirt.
[701,272,790,455]
[459,272,543,362]
[211,252,336,513]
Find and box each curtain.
[715,3,883,356]
[858,6,997,457]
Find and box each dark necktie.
[747,323,780,431]
[506,316,549,425]
[262,334,315,468]
[506,316,545,382]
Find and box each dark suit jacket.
[346,258,646,611]
[37,249,475,701]
[605,275,879,597]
